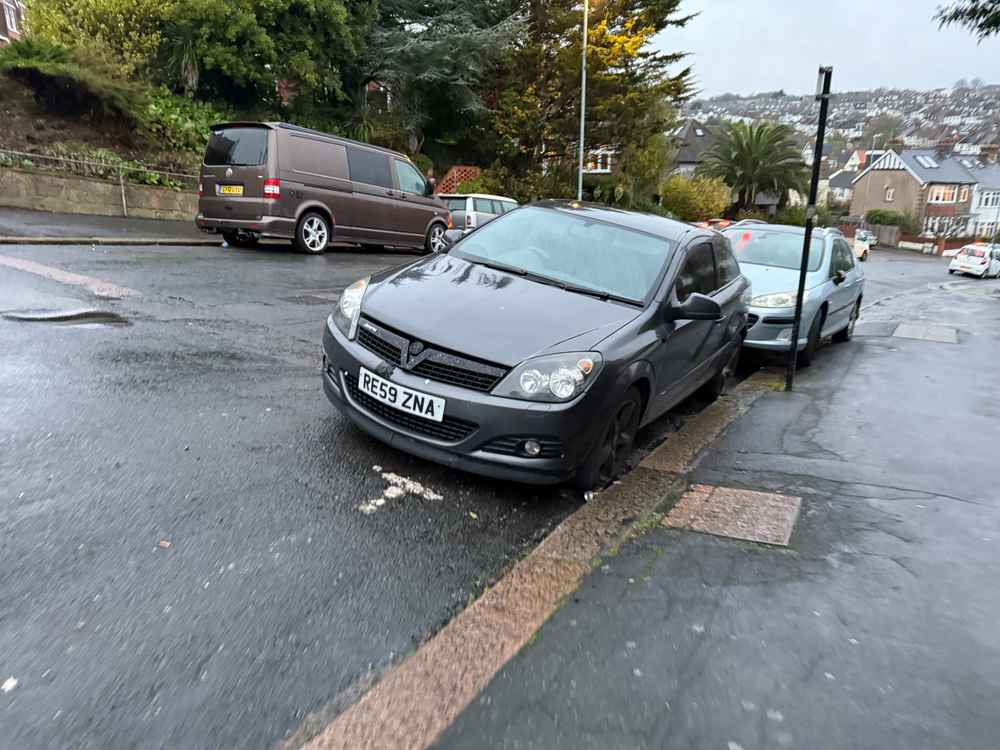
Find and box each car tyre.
[572,386,643,491]
[798,308,825,368]
[699,338,742,402]
[222,230,258,248]
[295,212,330,254]
[948,269,955,274]
[426,223,448,254]
[833,301,860,343]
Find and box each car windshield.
[450,206,674,302]
[204,127,269,166]
[723,228,825,272]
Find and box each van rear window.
[205,128,268,166]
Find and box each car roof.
[530,200,700,243]
[438,193,518,202]
[720,223,842,240]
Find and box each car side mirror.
[423,178,436,197]
[667,293,722,321]
[833,269,847,284]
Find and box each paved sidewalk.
[435,282,1000,749]
[0,207,210,242]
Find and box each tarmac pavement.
[435,273,1000,750]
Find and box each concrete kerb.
[296,369,782,750]
[0,236,222,246]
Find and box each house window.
[584,149,612,174]
[884,187,895,202]
[928,185,958,203]
[981,191,1000,208]
[959,186,969,203]
[2,1,17,32]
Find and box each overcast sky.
[653,0,1000,97]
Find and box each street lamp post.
[786,66,833,391]
[577,0,589,201]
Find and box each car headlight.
[750,291,804,308]
[492,352,604,403]
[330,276,369,339]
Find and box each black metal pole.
[786,67,833,391]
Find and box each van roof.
[208,122,410,160]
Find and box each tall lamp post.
[786,66,833,391]
[577,0,589,201]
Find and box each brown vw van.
[195,123,451,254]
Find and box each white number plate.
[358,367,445,423]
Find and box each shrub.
[140,87,226,156]
[658,174,730,221]
[865,208,920,234]
[0,38,147,126]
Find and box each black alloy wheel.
[573,387,642,491]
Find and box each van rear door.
[200,126,272,221]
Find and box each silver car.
[721,225,865,366]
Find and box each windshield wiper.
[465,256,643,306]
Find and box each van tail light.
[263,178,281,199]
[447,213,453,229]
[198,182,203,198]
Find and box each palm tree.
[697,121,808,211]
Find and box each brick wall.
[436,166,481,194]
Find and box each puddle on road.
[2,309,131,328]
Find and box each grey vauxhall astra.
[322,201,749,489]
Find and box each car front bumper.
[195,214,296,239]
[744,304,817,352]
[320,322,612,485]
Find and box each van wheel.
[572,387,642,491]
[426,223,448,254]
[295,212,330,254]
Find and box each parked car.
[322,201,749,489]
[856,229,877,244]
[721,225,865,366]
[948,244,1000,278]
[439,193,518,234]
[195,122,452,254]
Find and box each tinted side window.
[675,243,717,301]
[501,201,518,214]
[830,240,853,275]
[289,136,348,180]
[714,239,741,286]
[347,147,393,188]
[474,198,499,215]
[393,159,426,194]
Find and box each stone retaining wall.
[0,167,196,221]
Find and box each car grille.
[356,317,508,393]
[480,436,563,459]
[343,372,478,443]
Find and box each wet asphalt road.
[0,238,953,748]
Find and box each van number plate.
[218,185,243,196]
[358,368,445,423]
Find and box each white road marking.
[0,254,138,299]
[2,676,17,693]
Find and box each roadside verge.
[293,370,782,750]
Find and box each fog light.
[523,440,542,457]
[777,328,793,341]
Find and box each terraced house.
[850,148,980,237]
